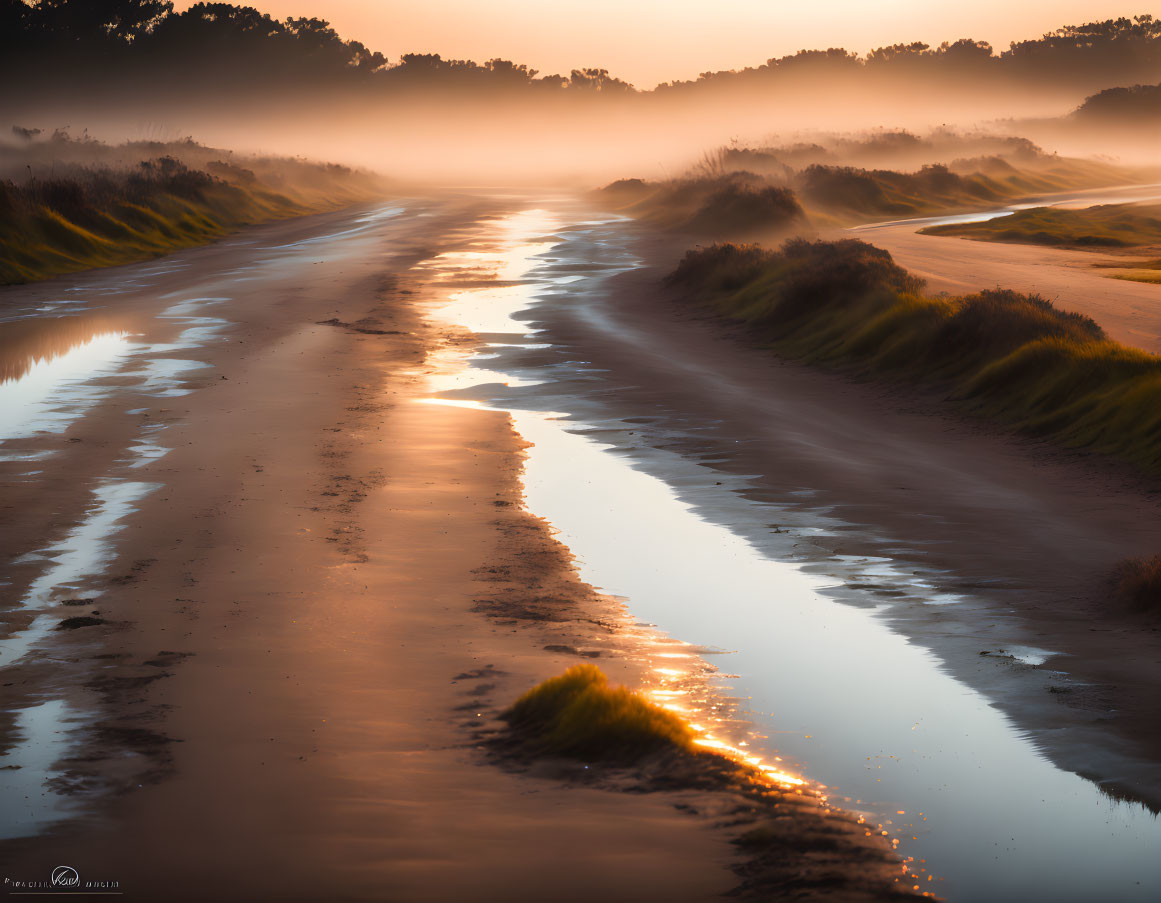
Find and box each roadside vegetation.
[594,173,804,239]
[1113,555,1161,613]
[502,664,694,762]
[596,132,1148,235]
[497,665,925,899]
[716,133,1142,222]
[667,238,1161,476]
[0,133,385,285]
[794,156,1142,221]
[1108,262,1161,284]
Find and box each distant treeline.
[2,2,1160,99]
[1077,82,1161,120]
[659,17,1161,94]
[0,1,632,95]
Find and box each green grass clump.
[502,665,695,762]
[669,238,1161,475]
[920,203,1161,248]
[1113,271,1161,284]
[1112,555,1161,613]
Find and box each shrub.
[502,665,695,763]
[799,165,895,213]
[1112,555,1161,613]
[665,243,776,292]
[796,163,1001,217]
[685,183,803,235]
[926,289,1105,373]
[597,172,803,237]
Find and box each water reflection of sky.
[419,205,1161,903]
[0,332,132,440]
[0,699,85,840]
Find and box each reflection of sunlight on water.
[414,205,1161,901]
[412,210,889,875]
[505,405,1161,900]
[639,643,807,789]
[419,397,489,410]
[416,209,826,794]
[415,209,560,399]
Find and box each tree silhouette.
[3,4,1161,104]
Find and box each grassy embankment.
[595,173,805,238]
[500,665,927,899]
[792,155,1139,224]
[667,238,1161,477]
[0,137,384,284]
[920,202,1161,284]
[597,133,1145,235]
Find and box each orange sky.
[176,2,1141,87]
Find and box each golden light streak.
[641,639,809,789]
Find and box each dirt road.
[0,201,912,901]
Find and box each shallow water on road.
[0,201,412,838]
[421,204,1161,902]
[2,198,1159,894]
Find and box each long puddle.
[419,206,1161,902]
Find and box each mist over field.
[7,4,1161,902]
[3,4,1161,181]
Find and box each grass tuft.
[1112,555,1161,613]
[502,664,695,763]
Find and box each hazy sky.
[181,2,1139,87]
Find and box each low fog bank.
[4,89,1159,190]
[0,131,383,192]
[3,5,1161,185]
